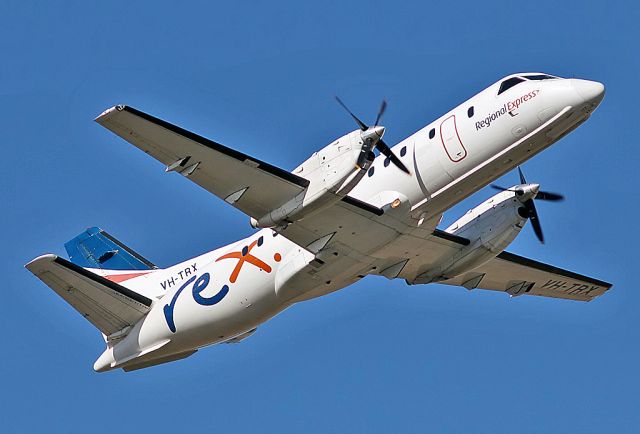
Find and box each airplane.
[25,72,612,372]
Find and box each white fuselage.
[93,74,604,371]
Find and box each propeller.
[374,99,387,126]
[335,96,368,131]
[334,96,410,174]
[490,167,565,244]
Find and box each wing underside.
[95,105,309,219]
[437,251,611,301]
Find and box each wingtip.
[24,254,59,270]
[94,104,127,123]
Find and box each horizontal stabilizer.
[64,227,156,270]
[25,255,153,336]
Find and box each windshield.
[523,74,559,81]
[497,77,525,95]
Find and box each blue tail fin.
[64,227,156,270]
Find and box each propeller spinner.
[335,96,410,174]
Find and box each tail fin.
[64,227,156,270]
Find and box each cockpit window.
[523,74,558,80]
[498,77,525,95]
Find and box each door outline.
[440,115,467,162]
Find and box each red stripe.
[104,272,151,283]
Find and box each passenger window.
[429,128,435,139]
[497,77,525,95]
[368,166,375,177]
[384,157,390,167]
[400,146,407,157]
[467,106,474,118]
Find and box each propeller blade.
[524,199,544,244]
[535,191,565,201]
[491,184,510,192]
[374,99,387,126]
[335,96,368,131]
[491,184,523,195]
[517,166,527,184]
[377,139,410,174]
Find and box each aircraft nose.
[571,79,605,106]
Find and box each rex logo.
[162,236,281,333]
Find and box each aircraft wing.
[96,106,450,267]
[435,251,612,301]
[95,105,310,220]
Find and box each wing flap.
[26,255,153,336]
[95,105,309,219]
[438,251,612,301]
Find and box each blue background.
[2,1,637,432]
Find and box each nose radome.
[572,79,605,105]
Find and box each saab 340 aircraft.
[26,73,612,372]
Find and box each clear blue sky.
[2,1,638,432]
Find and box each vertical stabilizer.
[64,227,156,270]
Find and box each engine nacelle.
[415,189,528,283]
[252,130,372,228]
